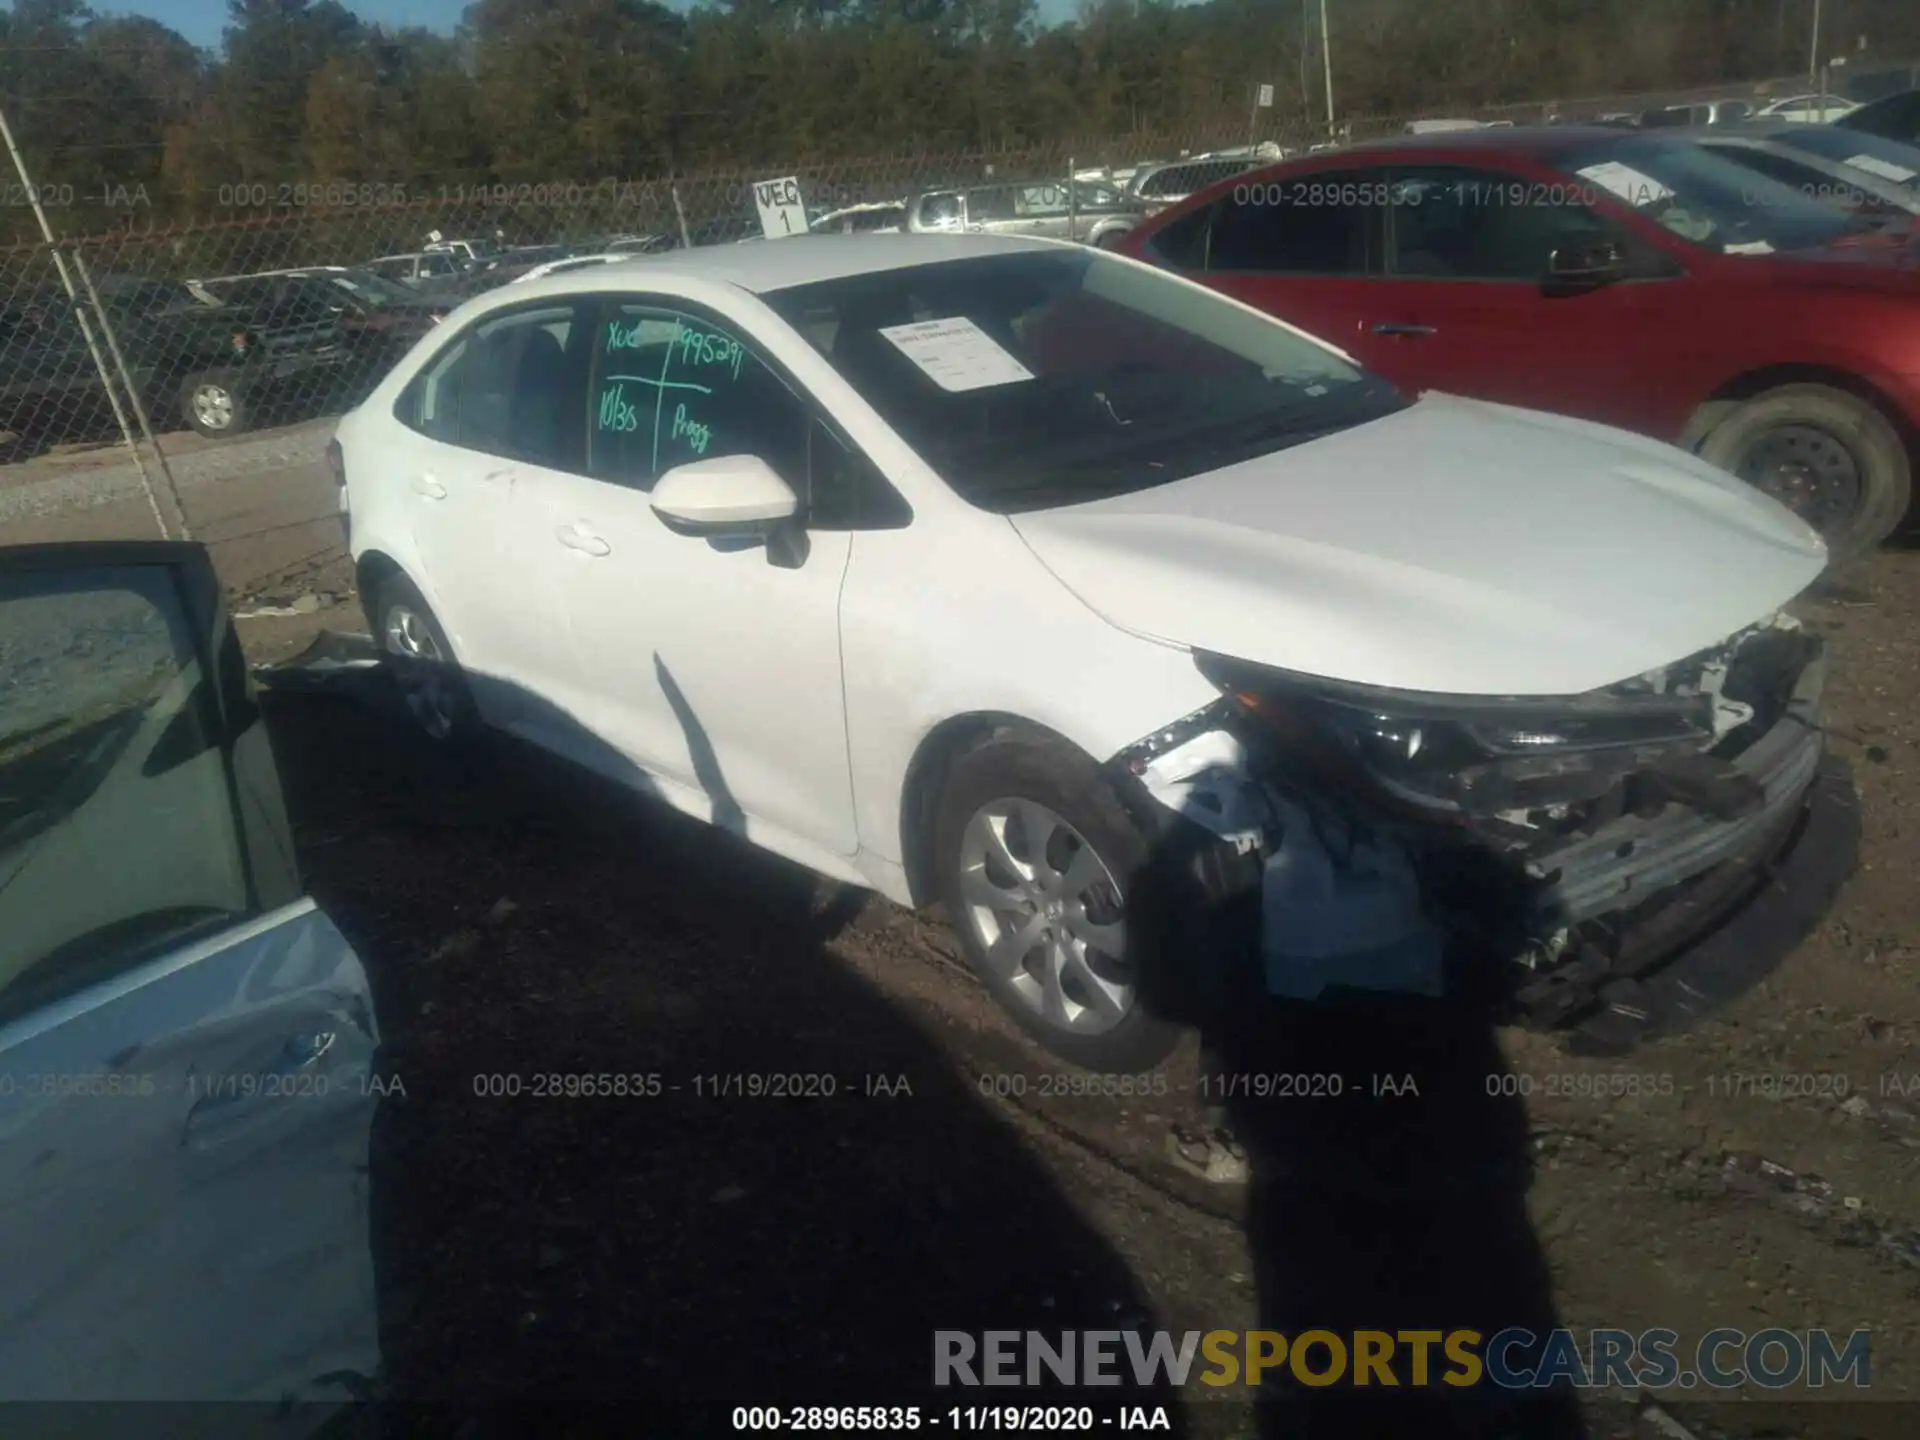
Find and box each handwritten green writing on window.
[605,317,681,351]
[677,328,745,381]
[670,401,711,455]
[596,373,711,432]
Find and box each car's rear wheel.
[933,730,1182,1073]
[1698,383,1911,569]
[371,574,476,743]
[181,373,250,439]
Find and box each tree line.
[1,0,1917,235]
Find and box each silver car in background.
[904,178,1146,247]
[1126,156,1265,214]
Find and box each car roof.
[507,232,1063,300]
[1243,124,1676,166]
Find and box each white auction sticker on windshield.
[1845,153,1918,184]
[1724,240,1775,255]
[878,316,1034,392]
[1576,161,1674,206]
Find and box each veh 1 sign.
[1256,83,1275,108]
[753,176,807,239]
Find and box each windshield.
[1552,134,1861,252]
[761,249,1404,514]
[1770,126,1920,189]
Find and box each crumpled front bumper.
[1120,643,1859,1039]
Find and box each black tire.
[1697,383,1911,569]
[368,573,478,743]
[932,729,1183,1073]
[180,372,251,439]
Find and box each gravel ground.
[0,417,335,524]
[239,544,1919,1437]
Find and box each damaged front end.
[1109,615,1855,1042]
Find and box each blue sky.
[105,0,1084,50]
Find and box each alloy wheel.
[191,383,235,432]
[955,798,1133,1035]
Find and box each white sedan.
[335,234,1844,1069]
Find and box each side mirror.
[1545,241,1626,289]
[650,454,800,539]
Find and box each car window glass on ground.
[0,566,248,1023]
[588,304,809,491]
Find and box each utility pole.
[1319,0,1335,137]
[1808,0,1822,83]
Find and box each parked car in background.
[334,233,1848,1069]
[1834,88,1920,146]
[0,276,350,447]
[192,269,451,404]
[1640,98,1755,127]
[1687,126,1920,217]
[906,178,1146,247]
[1406,118,1490,134]
[1716,120,1920,195]
[423,237,503,270]
[599,233,678,255]
[1121,126,1920,564]
[508,252,643,284]
[0,539,383,1408]
[1753,93,1860,123]
[809,201,908,234]
[1128,157,1262,213]
[368,251,464,288]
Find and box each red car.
[1118,126,1920,564]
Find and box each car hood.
[1006,393,1827,696]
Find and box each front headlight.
[1196,652,1714,816]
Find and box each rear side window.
[917,194,962,228]
[1204,169,1383,274]
[0,563,250,1023]
[402,303,590,469]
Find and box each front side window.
[761,248,1403,515]
[421,253,457,278]
[0,563,250,1023]
[1388,166,1620,279]
[587,303,808,492]
[405,303,588,467]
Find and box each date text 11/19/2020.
[732,1406,1172,1431]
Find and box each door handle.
[409,474,447,499]
[555,523,611,557]
[1370,322,1437,337]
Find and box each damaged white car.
[336,234,1854,1071]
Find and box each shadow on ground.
[261,680,1180,1431]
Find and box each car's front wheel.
[933,730,1182,1073]
[1698,383,1911,568]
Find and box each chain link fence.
[2,63,1911,535]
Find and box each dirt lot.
[5,435,1919,1436]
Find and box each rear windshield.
[761,248,1404,515]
